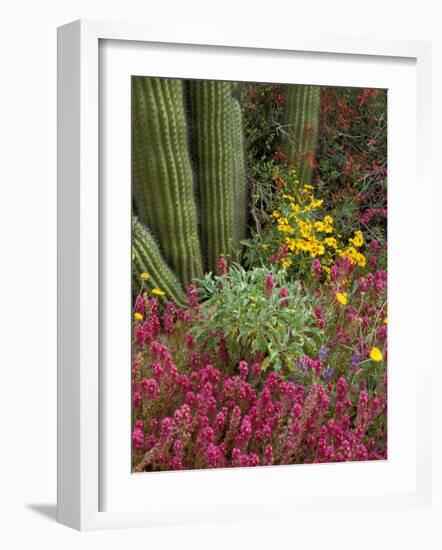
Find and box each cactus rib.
[281,85,321,184]
[132,76,203,287]
[187,80,246,271]
[231,97,247,252]
[132,217,188,308]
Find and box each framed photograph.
[57,19,432,530]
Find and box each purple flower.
[318,345,329,362]
[312,258,322,277]
[187,283,198,308]
[162,313,174,334]
[350,351,363,369]
[251,363,261,378]
[132,392,142,408]
[217,255,228,275]
[336,377,348,401]
[297,357,308,373]
[279,286,289,306]
[264,444,273,465]
[265,274,275,295]
[376,325,387,342]
[206,444,223,468]
[141,377,158,398]
[322,366,335,381]
[134,295,145,315]
[184,333,195,349]
[132,421,144,450]
[238,360,248,378]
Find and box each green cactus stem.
[231,97,247,251]
[132,217,188,308]
[281,85,321,185]
[187,80,247,272]
[132,76,203,287]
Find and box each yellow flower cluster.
[349,230,364,247]
[339,245,366,267]
[281,257,293,268]
[272,190,335,260]
[314,215,333,234]
[270,186,367,270]
[272,212,295,235]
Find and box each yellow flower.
[336,292,348,305]
[349,230,364,248]
[370,347,383,362]
[261,243,269,250]
[134,312,143,321]
[308,240,325,257]
[296,219,313,238]
[281,257,293,268]
[324,237,337,249]
[315,216,333,234]
[290,203,300,215]
[342,247,366,268]
[140,272,149,281]
[307,197,323,210]
[151,288,166,296]
[383,317,388,324]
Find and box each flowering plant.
[192,265,322,372]
[130,80,388,473]
[245,171,368,281]
[131,298,387,472]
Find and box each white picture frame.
[57,19,433,531]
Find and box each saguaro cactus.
[281,85,321,185]
[187,80,247,272]
[132,76,203,287]
[231,97,247,249]
[132,217,188,308]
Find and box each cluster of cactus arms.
[187,80,246,272]
[132,76,321,306]
[281,84,321,185]
[132,77,203,287]
[132,217,188,308]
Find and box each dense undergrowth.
[131,81,387,471]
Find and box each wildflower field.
[131,78,387,472]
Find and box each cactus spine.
[187,81,247,272]
[281,85,321,184]
[132,77,203,287]
[132,217,188,308]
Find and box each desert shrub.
[315,87,387,247]
[241,84,387,277]
[191,264,323,372]
[244,171,370,281]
